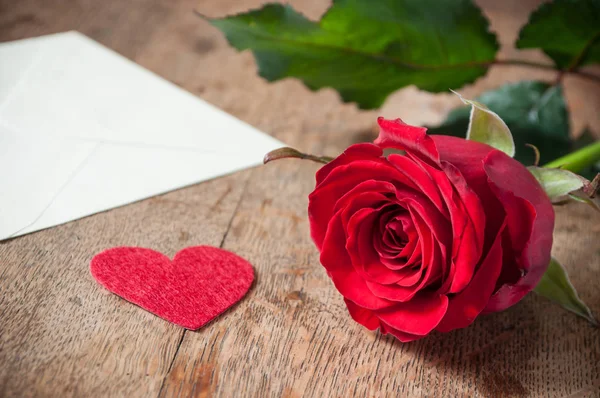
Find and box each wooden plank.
[0,171,252,398]
[0,1,251,396]
[159,2,600,396]
[158,96,600,397]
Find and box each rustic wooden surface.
[1,0,599,397]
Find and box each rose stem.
[264,147,334,165]
[544,141,600,173]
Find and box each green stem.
[544,141,600,173]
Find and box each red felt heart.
[90,246,254,329]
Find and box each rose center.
[374,208,418,267]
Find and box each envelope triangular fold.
[0,31,285,240]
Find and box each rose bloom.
[308,117,554,342]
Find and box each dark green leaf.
[207,1,498,109]
[517,0,600,69]
[427,81,571,165]
[534,257,598,326]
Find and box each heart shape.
[90,246,254,329]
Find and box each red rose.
[308,117,554,342]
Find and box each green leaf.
[528,166,600,211]
[207,1,499,109]
[570,172,600,212]
[427,81,571,165]
[528,167,584,201]
[569,190,600,212]
[451,90,515,157]
[534,257,598,326]
[517,0,600,69]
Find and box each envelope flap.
[0,31,282,154]
[14,143,256,238]
[0,32,285,241]
[0,124,97,239]
[0,33,48,107]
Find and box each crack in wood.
[155,170,254,397]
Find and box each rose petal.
[315,143,383,188]
[374,117,440,165]
[439,161,486,244]
[396,193,452,246]
[365,225,444,302]
[408,152,487,293]
[436,223,505,332]
[344,299,380,330]
[408,208,447,288]
[397,227,422,269]
[339,190,393,231]
[365,241,442,302]
[438,161,486,293]
[319,211,351,274]
[309,159,415,249]
[430,135,504,243]
[430,135,494,185]
[387,154,447,216]
[394,266,424,286]
[483,150,554,313]
[379,322,424,342]
[347,207,405,285]
[328,268,392,310]
[411,212,441,283]
[375,293,449,335]
[375,211,408,259]
[375,213,421,269]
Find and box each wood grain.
[1,0,599,397]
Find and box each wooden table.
[1,0,599,396]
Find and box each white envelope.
[0,31,284,241]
